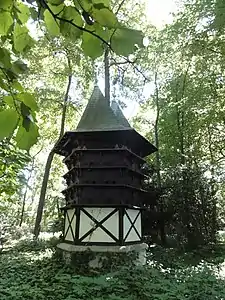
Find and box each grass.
[1,239,225,300]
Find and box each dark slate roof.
[76,85,131,132]
[111,100,131,128]
[53,85,157,157]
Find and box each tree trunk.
[19,160,35,227]
[20,148,43,227]
[154,72,161,188]
[153,72,165,244]
[33,72,72,239]
[104,47,110,104]
[207,125,217,242]
[59,74,72,137]
[175,68,192,247]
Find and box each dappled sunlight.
[1,241,225,299]
[39,231,61,240]
[1,0,225,299]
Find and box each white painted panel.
[80,207,117,243]
[127,209,139,223]
[64,214,69,235]
[83,226,115,242]
[123,209,139,237]
[65,208,76,242]
[135,212,142,237]
[126,227,140,242]
[79,210,95,239]
[123,214,130,238]
[103,211,119,239]
[85,207,115,222]
[124,209,141,242]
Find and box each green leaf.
[0,78,8,91]
[5,69,17,81]
[81,31,104,59]
[22,116,31,132]
[0,48,11,69]
[86,23,110,40]
[111,28,143,56]
[20,102,30,118]
[74,0,92,11]
[48,3,64,14]
[60,6,83,40]
[12,60,28,74]
[47,0,64,5]
[0,11,13,36]
[13,24,33,52]
[93,0,110,7]
[0,0,13,9]
[3,95,14,107]
[16,122,39,150]
[93,8,118,27]
[0,109,19,140]
[16,2,30,24]
[11,81,23,92]
[44,9,60,36]
[18,93,38,111]
[30,7,38,21]
[20,102,32,132]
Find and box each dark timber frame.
[54,86,158,247]
[63,205,143,246]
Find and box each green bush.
[149,244,225,269]
[11,236,60,253]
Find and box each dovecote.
[54,86,157,246]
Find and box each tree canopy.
[0,0,225,247]
[0,0,144,151]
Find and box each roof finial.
[93,62,98,86]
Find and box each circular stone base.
[57,243,148,270]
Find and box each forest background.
[1,0,225,299]
[0,0,225,249]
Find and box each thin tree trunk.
[19,160,35,227]
[19,148,43,227]
[175,65,190,165]
[207,125,217,242]
[34,71,72,239]
[59,74,72,137]
[154,72,165,245]
[33,152,54,238]
[154,72,161,188]
[176,67,193,247]
[104,47,110,104]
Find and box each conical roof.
[76,85,131,132]
[111,99,131,128]
[53,85,157,157]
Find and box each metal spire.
[93,61,98,86]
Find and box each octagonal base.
[57,242,148,269]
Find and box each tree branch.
[115,0,127,15]
[110,56,150,83]
[38,0,111,48]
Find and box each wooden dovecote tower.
[54,85,157,253]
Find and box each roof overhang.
[53,129,157,158]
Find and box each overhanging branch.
[110,56,150,83]
[37,0,111,48]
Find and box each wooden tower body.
[54,86,157,246]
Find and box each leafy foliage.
[0,139,30,226]
[0,0,144,151]
[159,166,217,248]
[132,0,225,248]
[1,243,225,300]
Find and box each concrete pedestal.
[57,243,148,270]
